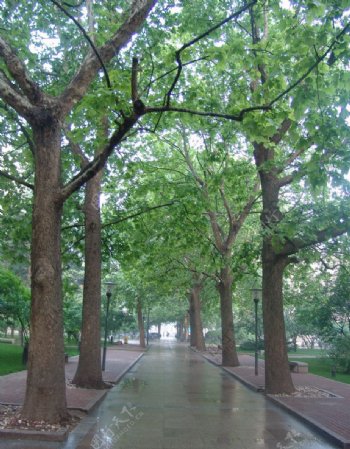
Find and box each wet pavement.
[66,341,339,449]
[203,351,350,448]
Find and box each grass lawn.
[65,345,79,356]
[0,342,80,375]
[239,347,350,385]
[288,356,350,384]
[0,343,25,375]
[287,348,325,357]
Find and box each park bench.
[288,361,308,373]
[0,337,15,344]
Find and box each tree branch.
[143,56,209,94]
[60,114,140,202]
[145,103,271,122]
[148,20,350,123]
[0,36,42,104]
[277,147,307,176]
[63,126,89,166]
[225,184,260,250]
[165,0,257,106]
[102,201,176,228]
[131,56,139,104]
[277,173,297,188]
[0,73,35,119]
[0,102,35,154]
[181,132,205,187]
[219,184,233,224]
[174,258,218,283]
[280,222,350,257]
[269,22,350,109]
[49,0,111,88]
[62,201,176,231]
[270,118,292,145]
[58,0,156,115]
[207,210,225,253]
[0,169,34,189]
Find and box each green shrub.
[328,335,350,374]
[204,330,221,343]
[240,339,264,351]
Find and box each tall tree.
[0,0,156,423]
[245,3,350,393]
[188,274,206,351]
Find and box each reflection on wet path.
[77,342,338,449]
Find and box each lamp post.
[102,282,116,371]
[251,287,262,376]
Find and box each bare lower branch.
[0,169,34,189]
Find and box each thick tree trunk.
[21,123,69,423]
[217,267,239,366]
[255,141,295,394]
[189,284,206,351]
[177,319,184,341]
[183,312,189,342]
[137,300,146,348]
[73,172,105,389]
[189,292,196,347]
[262,246,295,394]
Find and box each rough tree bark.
[137,299,146,348]
[183,312,189,342]
[72,171,106,389]
[262,247,295,393]
[254,141,295,394]
[22,120,69,422]
[0,0,157,423]
[72,0,106,390]
[181,138,257,367]
[216,266,239,366]
[188,281,206,351]
[189,293,196,347]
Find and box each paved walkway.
[203,351,350,448]
[0,346,144,411]
[68,342,340,449]
[1,342,349,448]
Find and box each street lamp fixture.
[102,281,116,371]
[251,287,262,376]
